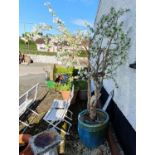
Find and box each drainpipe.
[94,0,102,26]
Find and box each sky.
[19,0,99,36]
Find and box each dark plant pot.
[78,90,87,101]
[78,109,109,148]
[71,89,79,104]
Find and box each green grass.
[19,39,88,57]
[19,39,37,50]
[20,48,57,56]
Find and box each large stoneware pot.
[78,109,109,148]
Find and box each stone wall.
[27,54,60,64]
[27,54,88,67]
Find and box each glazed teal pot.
[78,109,109,148]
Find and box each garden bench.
[43,85,74,135]
[19,83,39,127]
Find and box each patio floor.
[19,82,125,155]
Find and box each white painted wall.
[94,0,136,130]
[36,44,47,52]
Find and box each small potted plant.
[55,82,72,100]
[52,64,74,100]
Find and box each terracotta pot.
[60,91,70,100]
[19,134,33,155]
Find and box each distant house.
[35,38,48,52]
[35,36,87,53]
[35,37,67,52]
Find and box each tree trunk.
[28,41,30,54]
[48,48,50,52]
[89,81,101,121]
[87,50,98,121]
[87,55,91,112]
[89,100,97,121]
[87,77,91,111]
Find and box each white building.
[92,0,136,154]
[35,37,79,52]
[35,38,51,52]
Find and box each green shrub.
[46,81,71,91]
[55,82,72,91]
[47,77,73,91]
[77,50,88,57]
[54,65,74,80]
[72,68,79,76]
[54,66,74,74]
[74,80,87,90]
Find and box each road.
[19,63,53,96]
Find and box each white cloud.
[72,19,93,27]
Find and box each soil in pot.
[79,110,107,125]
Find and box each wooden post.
[50,64,54,80]
[58,122,67,154]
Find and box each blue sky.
[19,0,99,36]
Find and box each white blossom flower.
[48,8,52,13]
[53,17,59,23]
[84,71,87,75]
[66,63,70,68]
